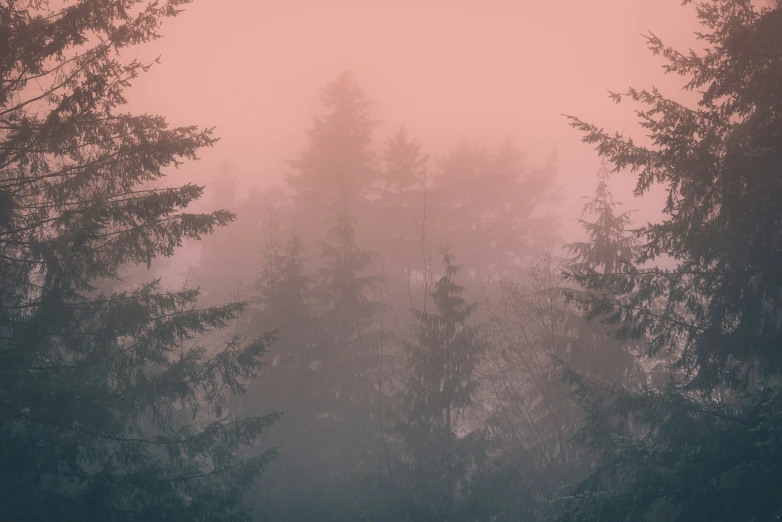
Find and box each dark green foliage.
[565,0,782,390]
[0,2,279,520]
[312,195,382,473]
[391,249,489,521]
[556,368,782,522]
[238,224,326,520]
[562,169,645,386]
[557,1,782,520]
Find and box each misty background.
[6,1,779,521]
[126,0,694,258]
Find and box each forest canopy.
[2,1,781,521]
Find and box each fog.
[7,1,777,521]
[127,0,699,245]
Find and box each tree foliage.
[0,2,279,520]
[557,1,782,520]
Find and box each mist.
[127,0,697,238]
[3,1,780,521]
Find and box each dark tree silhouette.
[0,3,279,521]
[557,1,782,521]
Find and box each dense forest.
[2,0,782,521]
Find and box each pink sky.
[126,0,704,242]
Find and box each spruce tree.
[238,225,323,521]
[395,248,487,521]
[475,172,645,521]
[314,195,380,434]
[266,195,379,518]
[557,1,782,520]
[562,165,644,385]
[0,3,279,520]
[286,70,378,239]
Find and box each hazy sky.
[126,0,704,242]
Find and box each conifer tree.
[475,172,644,521]
[0,2,279,521]
[286,70,378,238]
[557,2,782,520]
[238,225,323,521]
[562,165,644,385]
[268,195,379,517]
[314,195,380,427]
[395,248,488,521]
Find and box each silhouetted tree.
[247,195,382,519]
[562,167,645,385]
[0,2,279,521]
[393,249,489,521]
[557,1,782,520]
[235,224,326,521]
[474,170,645,521]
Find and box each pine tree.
[261,195,379,518]
[562,165,644,385]
[286,70,378,237]
[238,225,323,521]
[395,248,488,521]
[557,2,782,520]
[565,163,636,278]
[0,2,279,521]
[314,195,380,429]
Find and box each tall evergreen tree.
[237,225,324,521]
[565,163,636,278]
[265,195,380,518]
[394,249,488,521]
[475,173,645,521]
[365,125,430,321]
[557,1,782,520]
[286,70,378,239]
[314,196,381,428]
[0,2,279,521]
[562,165,644,385]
